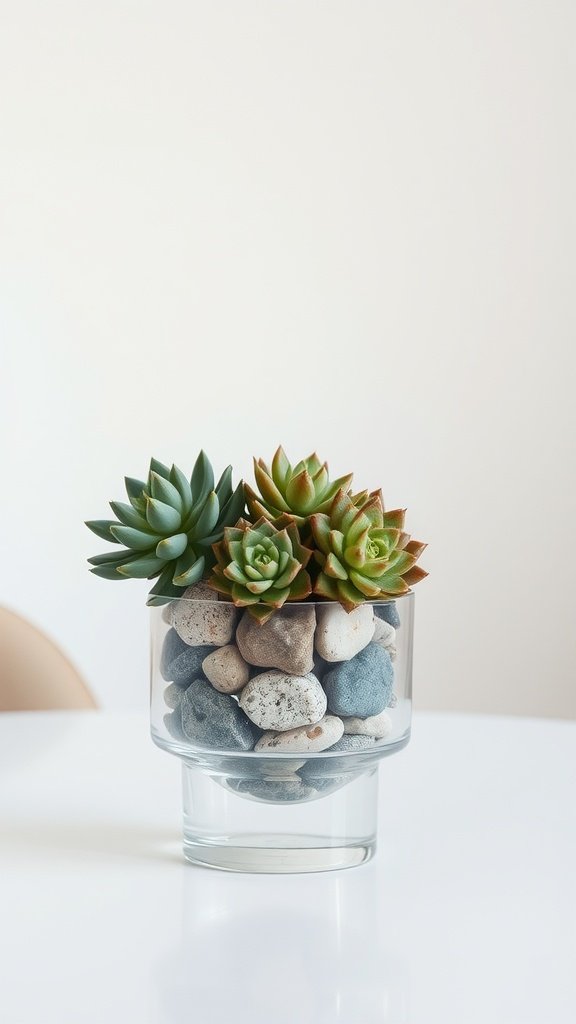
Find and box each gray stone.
[328,733,376,752]
[324,642,394,717]
[163,682,185,710]
[173,584,237,646]
[315,603,374,662]
[239,671,326,731]
[161,633,217,686]
[202,645,250,694]
[227,777,316,802]
[374,602,400,628]
[236,606,316,675]
[163,709,185,741]
[180,677,260,751]
[342,710,393,739]
[255,714,344,753]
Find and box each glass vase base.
[182,834,376,873]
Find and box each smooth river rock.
[342,709,393,739]
[180,677,259,751]
[160,630,217,686]
[236,606,316,675]
[240,670,326,731]
[372,618,397,661]
[314,603,374,662]
[323,642,394,717]
[202,645,250,694]
[255,714,344,753]
[172,584,237,646]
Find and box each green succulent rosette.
[310,489,427,612]
[86,452,245,605]
[209,516,313,623]
[244,447,353,527]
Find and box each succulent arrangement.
[87,447,427,618]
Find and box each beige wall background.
[1,1,575,716]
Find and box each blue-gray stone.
[323,642,394,717]
[180,677,260,751]
[160,629,216,686]
[328,734,376,752]
[299,734,376,784]
[374,602,400,628]
[227,778,315,802]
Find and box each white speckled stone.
[240,671,326,731]
[372,617,397,661]
[202,645,250,694]
[315,603,374,662]
[342,710,393,739]
[236,606,316,675]
[255,715,344,753]
[172,584,236,646]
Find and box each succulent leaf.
[85,519,121,544]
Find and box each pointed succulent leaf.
[190,450,214,504]
[109,501,149,531]
[149,458,171,480]
[285,469,316,513]
[169,464,193,516]
[215,465,233,506]
[155,533,188,561]
[110,525,160,550]
[271,446,291,489]
[149,471,183,512]
[145,497,182,534]
[90,564,127,580]
[194,491,219,537]
[87,548,134,567]
[124,477,147,502]
[173,556,205,588]
[117,554,166,579]
[85,519,121,544]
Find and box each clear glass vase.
[151,593,414,872]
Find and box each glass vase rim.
[149,591,415,608]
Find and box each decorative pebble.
[315,603,374,662]
[236,606,316,675]
[328,733,376,751]
[202,645,250,694]
[227,777,316,802]
[312,650,331,681]
[258,759,306,778]
[180,677,259,750]
[374,602,400,628]
[255,715,344,753]
[163,682,185,710]
[173,584,237,646]
[240,671,326,731]
[342,710,393,739]
[160,628,188,679]
[161,602,175,624]
[323,642,394,717]
[372,618,397,661]
[163,709,185,741]
[160,631,217,686]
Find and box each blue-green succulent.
[86,452,245,605]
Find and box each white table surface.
[0,711,574,1024]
